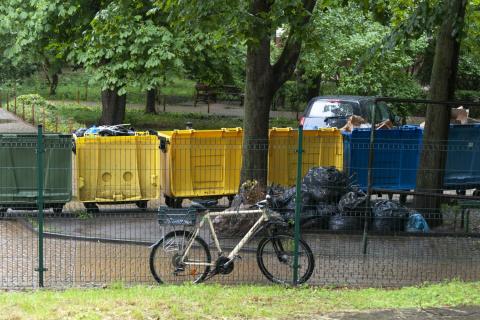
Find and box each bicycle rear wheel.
[150,230,211,284]
[256,233,314,285]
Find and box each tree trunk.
[241,35,274,186]
[146,89,157,114]
[414,0,466,224]
[49,73,59,96]
[99,89,127,125]
[240,0,316,187]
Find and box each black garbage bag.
[338,191,369,216]
[371,200,409,233]
[271,186,296,209]
[73,127,87,137]
[301,166,350,204]
[302,203,338,229]
[331,191,369,232]
[329,214,363,231]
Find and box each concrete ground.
[2,215,480,289]
[319,306,480,320]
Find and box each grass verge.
[54,103,297,131]
[0,281,479,319]
[5,71,196,105]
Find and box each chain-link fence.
[1,99,480,289]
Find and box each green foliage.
[16,94,83,132]
[286,4,427,114]
[0,0,97,92]
[53,103,297,131]
[3,71,196,104]
[458,51,480,90]
[73,1,186,94]
[183,35,246,87]
[1,281,480,319]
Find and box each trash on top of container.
[74,124,140,137]
[340,115,394,132]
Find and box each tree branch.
[271,0,316,90]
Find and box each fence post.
[0,92,2,109]
[362,101,377,254]
[293,124,304,285]
[6,93,9,111]
[42,108,46,127]
[36,125,46,287]
[32,105,35,124]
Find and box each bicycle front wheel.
[256,233,314,285]
[150,230,211,284]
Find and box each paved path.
[3,214,480,288]
[319,306,480,319]
[0,108,35,133]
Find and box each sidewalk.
[320,306,480,319]
[0,108,35,133]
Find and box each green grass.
[0,281,479,319]
[54,103,298,131]
[3,70,196,105]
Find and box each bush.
[16,94,83,133]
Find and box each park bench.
[194,83,244,107]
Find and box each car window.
[308,100,355,118]
[362,101,391,123]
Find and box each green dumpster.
[0,133,72,212]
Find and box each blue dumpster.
[444,124,480,190]
[343,126,423,190]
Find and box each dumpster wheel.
[84,203,100,214]
[165,196,182,208]
[136,200,148,211]
[51,204,64,214]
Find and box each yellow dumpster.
[75,135,160,209]
[268,128,343,186]
[158,128,243,205]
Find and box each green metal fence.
[1,121,480,289]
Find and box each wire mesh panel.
[158,128,243,205]
[1,120,480,289]
[268,128,343,186]
[0,134,72,211]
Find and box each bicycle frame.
[179,208,267,267]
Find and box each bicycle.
[149,198,315,285]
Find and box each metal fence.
[1,110,480,289]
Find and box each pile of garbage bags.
[270,166,430,233]
[74,124,157,137]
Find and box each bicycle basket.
[157,206,197,226]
